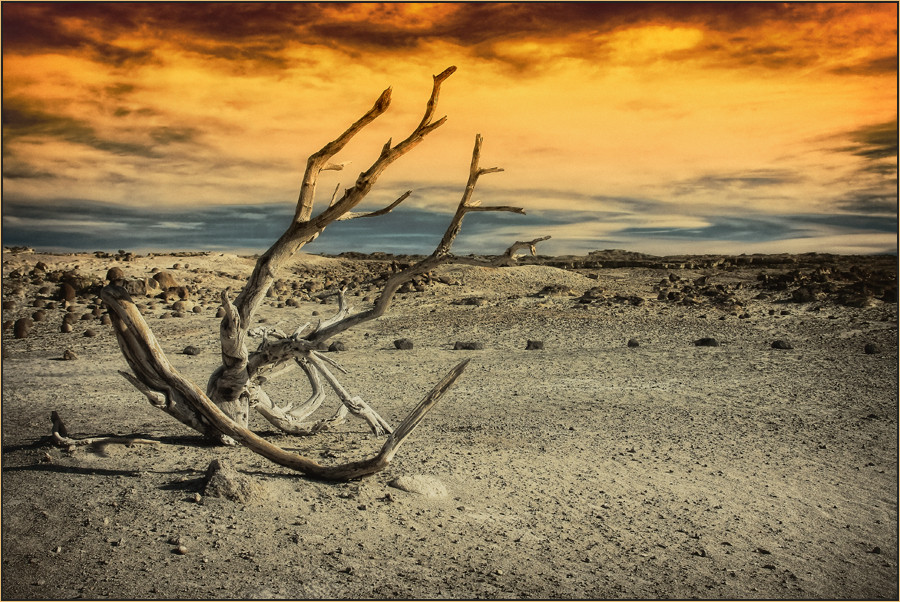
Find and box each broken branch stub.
[96,67,548,480]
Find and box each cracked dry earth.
[1,251,897,599]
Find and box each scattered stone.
[389,338,413,351]
[526,340,544,350]
[31,310,47,322]
[60,283,76,302]
[83,329,98,338]
[215,307,226,318]
[694,337,720,347]
[182,345,201,356]
[13,318,33,339]
[771,340,793,350]
[201,459,264,503]
[453,341,484,350]
[328,341,347,352]
[60,321,73,334]
[792,287,816,303]
[175,545,189,555]
[627,338,640,348]
[62,349,78,361]
[106,267,125,282]
[864,343,882,355]
[152,271,180,289]
[388,475,448,498]
[100,315,112,325]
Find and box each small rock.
[100,315,112,325]
[60,321,73,333]
[152,271,180,289]
[627,338,640,348]
[83,329,98,338]
[388,475,448,498]
[106,267,125,282]
[453,341,484,350]
[175,545,189,555]
[13,317,33,339]
[864,343,882,355]
[771,340,793,350]
[201,459,264,503]
[62,349,78,361]
[393,338,414,350]
[525,340,544,350]
[182,345,201,356]
[215,307,226,318]
[328,341,347,352]
[694,337,720,347]
[60,283,76,302]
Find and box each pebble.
[394,338,414,350]
[771,340,793,350]
[694,337,720,347]
[864,343,882,355]
[388,475,448,498]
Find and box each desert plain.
[1,247,897,599]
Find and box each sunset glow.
[2,2,897,255]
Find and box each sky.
[2,2,897,256]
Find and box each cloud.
[673,169,803,196]
[837,119,899,161]
[829,54,899,76]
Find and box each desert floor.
[1,249,897,600]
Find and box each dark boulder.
[394,338,414,350]
[453,341,484,350]
[13,318,33,339]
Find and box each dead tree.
[92,66,548,480]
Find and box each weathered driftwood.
[86,67,549,479]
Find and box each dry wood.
[97,67,548,480]
[50,411,159,449]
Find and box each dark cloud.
[2,99,161,159]
[1,2,157,66]
[838,119,899,161]
[829,54,899,76]
[836,193,899,215]
[618,212,897,243]
[672,169,802,196]
[2,97,205,166]
[2,2,876,70]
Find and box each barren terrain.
[1,248,897,599]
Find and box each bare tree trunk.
[91,67,549,479]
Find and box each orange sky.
[2,2,897,255]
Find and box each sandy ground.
[1,249,897,599]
